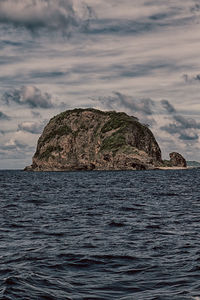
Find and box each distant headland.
[24,108,187,171]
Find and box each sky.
[1,0,200,169]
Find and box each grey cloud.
[0,139,35,161]
[182,74,189,82]
[149,13,169,21]
[31,71,66,79]
[161,99,176,114]
[97,60,187,84]
[118,62,176,79]
[94,92,156,127]
[160,99,200,130]
[0,151,25,160]
[1,40,23,47]
[97,92,155,115]
[18,121,44,134]
[87,18,167,36]
[160,124,180,135]
[1,139,29,151]
[0,129,14,135]
[0,0,94,34]
[191,3,200,13]
[31,59,173,83]
[2,86,54,109]
[183,73,200,83]
[179,132,199,141]
[86,6,195,36]
[194,74,200,81]
[174,115,200,129]
[31,111,41,118]
[160,124,199,141]
[160,106,200,142]
[0,111,10,120]
[0,54,23,65]
[114,92,155,115]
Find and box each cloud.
[0,111,10,120]
[173,115,200,129]
[194,74,200,81]
[1,138,29,151]
[0,137,35,164]
[161,113,200,133]
[115,92,155,115]
[179,132,199,141]
[161,99,176,114]
[182,74,189,82]
[31,111,41,118]
[1,0,200,166]
[2,86,54,109]
[182,73,200,83]
[0,129,14,135]
[160,124,199,141]
[96,91,155,115]
[191,3,200,13]
[18,121,44,134]
[0,0,94,34]
[160,106,200,142]
[93,92,158,127]
[160,123,180,135]
[85,0,198,36]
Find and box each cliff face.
[25,108,162,171]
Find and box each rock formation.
[25,108,163,171]
[169,152,187,167]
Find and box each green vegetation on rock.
[100,131,126,153]
[51,108,109,123]
[162,160,172,167]
[43,125,72,143]
[38,145,63,160]
[52,108,84,122]
[118,145,139,155]
[54,125,72,136]
[101,112,133,133]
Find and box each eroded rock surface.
[25,108,163,171]
[169,152,187,167]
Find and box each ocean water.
[0,169,200,300]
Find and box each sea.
[0,168,200,300]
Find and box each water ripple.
[0,169,200,299]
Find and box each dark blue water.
[0,169,200,300]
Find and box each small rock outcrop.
[169,152,187,167]
[25,108,163,171]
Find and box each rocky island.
[25,108,186,171]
